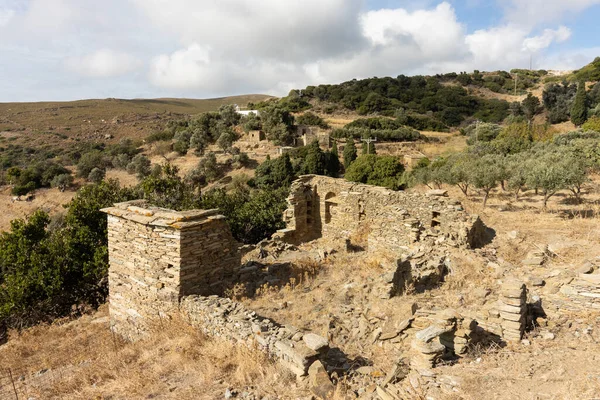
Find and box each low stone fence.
[180,296,331,377]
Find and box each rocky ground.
[1,176,600,399]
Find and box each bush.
[463,122,502,145]
[582,116,600,132]
[345,155,405,190]
[138,164,202,211]
[241,113,262,132]
[147,130,175,143]
[127,154,152,180]
[296,112,329,129]
[88,168,105,183]
[201,186,288,244]
[195,152,220,183]
[0,179,133,327]
[51,174,74,192]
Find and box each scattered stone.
[376,386,397,400]
[577,263,594,274]
[396,318,413,333]
[356,366,375,375]
[308,361,335,400]
[415,325,449,343]
[541,331,555,340]
[426,189,448,197]
[302,333,329,352]
[383,360,409,386]
[507,231,518,239]
[527,277,545,287]
[522,257,545,266]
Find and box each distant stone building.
[297,125,330,149]
[248,130,265,142]
[403,153,427,168]
[274,175,487,253]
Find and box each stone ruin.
[101,200,241,338]
[101,177,542,396]
[274,175,488,252]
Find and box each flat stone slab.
[522,257,545,266]
[302,333,329,352]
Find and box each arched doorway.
[324,192,337,224]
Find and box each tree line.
[411,126,600,208]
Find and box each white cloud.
[0,8,15,26]
[361,3,466,59]
[522,26,572,53]
[132,0,366,63]
[66,49,142,78]
[0,0,599,101]
[148,2,470,92]
[149,44,211,89]
[145,1,576,94]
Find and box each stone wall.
[181,295,331,377]
[101,200,240,339]
[274,175,487,253]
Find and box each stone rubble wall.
[274,175,487,254]
[102,200,241,339]
[180,295,331,377]
[560,274,600,310]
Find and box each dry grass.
[0,185,76,232]
[0,306,302,399]
[416,133,467,158]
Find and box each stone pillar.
[101,200,240,339]
[498,280,527,341]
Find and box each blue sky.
[0,0,599,102]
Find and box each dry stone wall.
[274,175,487,254]
[181,295,332,377]
[101,200,240,339]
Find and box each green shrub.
[296,112,329,129]
[345,155,405,190]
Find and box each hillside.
[0,94,272,145]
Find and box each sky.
[0,0,599,102]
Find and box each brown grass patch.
[0,306,302,399]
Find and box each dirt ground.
[0,185,75,232]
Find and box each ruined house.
[273,175,487,253]
[297,125,330,149]
[247,130,265,142]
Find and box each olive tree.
[505,153,529,201]
[50,174,74,192]
[526,151,566,208]
[444,152,473,196]
[471,154,505,207]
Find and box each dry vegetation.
[0,185,75,232]
[2,76,600,398]
[3,166,600,399]
[0,306,306,400]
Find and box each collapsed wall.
[274,175,487,253]
[101,200,241,339]
[181,296,332,377]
